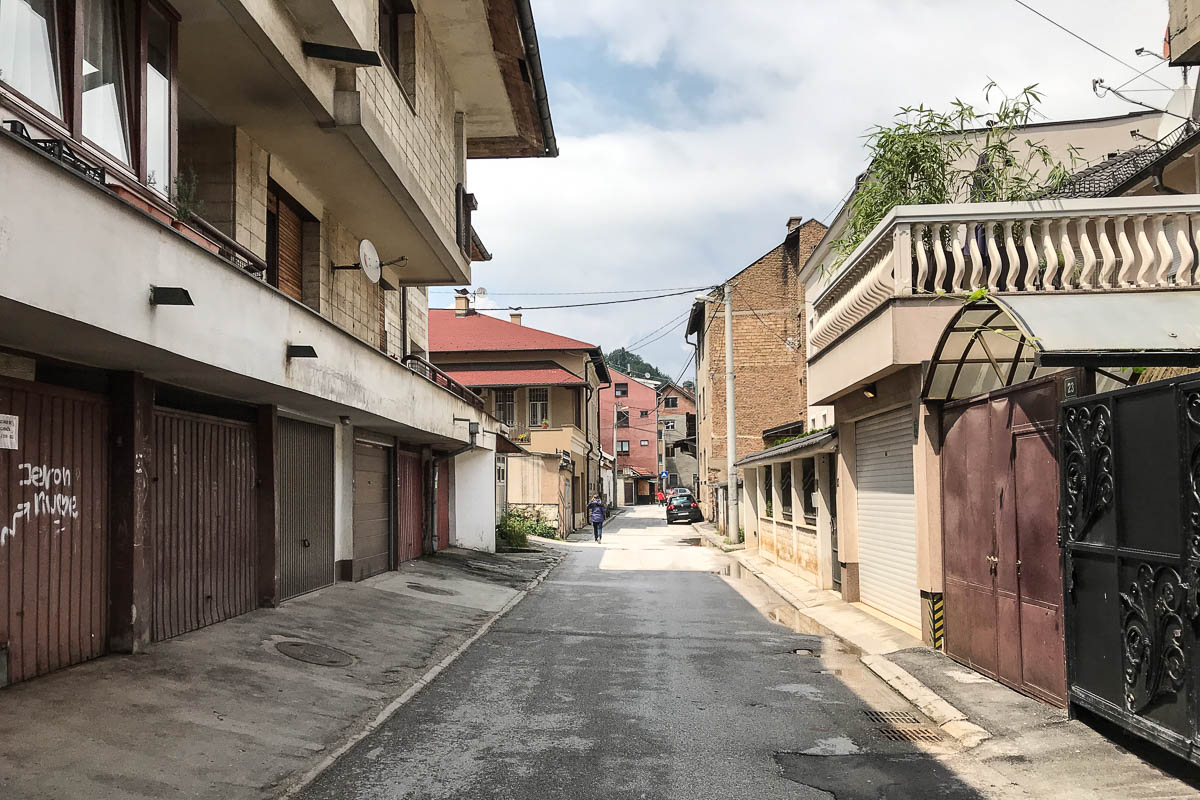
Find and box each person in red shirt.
[656,489,665,506]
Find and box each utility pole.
[723,281,738,542]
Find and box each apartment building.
[657,381,697,492]
[0,0,554,686]
[599,369,659,505]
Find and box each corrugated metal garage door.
[0,379,109,685]
[278,418,334,600]
[353,440,392,580]
[855,407,920,628]
[436,460,450,551]
[396,451,423,563]
[150,409,258,641]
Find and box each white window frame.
[617,440,630,454]
[494,388,515,426]
[640,439,649,447]
[496,455,507,484]
[528,387,550,426]
[663,419,676,431]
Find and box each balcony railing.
[401,355,484,409]
[809,196,1200,354]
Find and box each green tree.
[604,348,670,384]
[834,82,1078,265]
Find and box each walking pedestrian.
[587,495,606,542]
[656,489,666,506]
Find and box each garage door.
[353,439,392,580]
[396,451,423,563]
[0,378,109,685]
[150,408,258,641]
[278,418,334,600]
[855,407,920,628]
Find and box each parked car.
[666,495,703,524]
[669,487,693,499]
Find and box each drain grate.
[876,726,942,742]
[863,710,922,724]
[791,648,816,656]
[275,640,354,667]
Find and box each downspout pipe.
[514,0,558,157]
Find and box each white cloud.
[463,0,1173,376]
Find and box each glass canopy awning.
[922,291,1200,401]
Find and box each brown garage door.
[278,418,334,600]
[353,439,393,580]
[150,408,258,641]
[436,459,451,551]
[941,374,1066,706]
[0,378,109,685]
[397,450,423,563]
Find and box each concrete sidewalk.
[0,547,562,800]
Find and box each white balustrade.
[808,197,1200,355]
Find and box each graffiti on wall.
[0,462,79,545]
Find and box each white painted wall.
[452,440,498,552]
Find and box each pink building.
[599,368,660,505]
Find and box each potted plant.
[540,418,549,429]
[170,166,220,254]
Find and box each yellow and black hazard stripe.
[928,593,945,650]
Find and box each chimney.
[454,290,471,317]
[509,310,523,326]
[787,216,805,233]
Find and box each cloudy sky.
[445,0,1174,380]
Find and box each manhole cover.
[275,640,354,667]
[876,726,941,742]
[863,710,922,724]
[406,582,457,596]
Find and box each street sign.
[660,471,668,479]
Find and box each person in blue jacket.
[587,495,606,542]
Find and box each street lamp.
[696,284,738,542]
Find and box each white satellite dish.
[359,239,381,284]
[1157,85,1196,140]
[475,286,488,297]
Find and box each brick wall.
[695,219,826,516]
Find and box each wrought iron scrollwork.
[1188,391,1200,561]
[1121,564,1196,714]
[1062,403,1114,542]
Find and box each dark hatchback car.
[666,495,703,524]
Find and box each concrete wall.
[452,444,498,552]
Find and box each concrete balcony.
[508,423,588,457]
[0,127,489,444]
[806,196,1200,404]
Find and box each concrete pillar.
[835,419,860,601]
[452,440,498,552]
[815,452,835,590]
[333,423,355,580]
[109,372,154,653]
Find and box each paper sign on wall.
[0,415,18,450]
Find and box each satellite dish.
[475,287,488,297]
[359,239,381,284]
[1158,85,1195,140]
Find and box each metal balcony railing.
[810,196,1200,354]
[401,355,484,408]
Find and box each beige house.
[428,296,609,534]
[799,108,1192,645]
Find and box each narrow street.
[295,506,1191,800]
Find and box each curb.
[861,654,991,749]
[277,553,566,798]
[691,523,746,552]
[728,550,992,751]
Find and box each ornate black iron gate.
[1060,375,1200,763]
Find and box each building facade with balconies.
[428,297,609,534]
[0,0,554,687]
[798,109,1200,702]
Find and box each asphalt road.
[296,505,987,799]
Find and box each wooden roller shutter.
[267,185,304,302]
[396,451,423,563]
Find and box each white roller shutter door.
[855,407,920,628]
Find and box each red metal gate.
[150,408,258,641]
[396,451,423,563]
[941,374,1068,705]
[0,378,109,685]
[436,460,451,551]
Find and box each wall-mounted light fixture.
[149,286,193,306]
[862,383,877,399]
[286,344,318,359]
[339,415,352,425]
[469,422,480,437]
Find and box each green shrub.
[496,507,556,548]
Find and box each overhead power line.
[1007,0,1172,90]
[429,286,711,297]
[437,287,712,311]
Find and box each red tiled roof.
[429,309,597,353]
[443,365,586,388]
